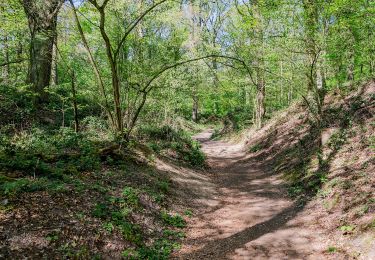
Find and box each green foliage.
[156,180,170,194]
[0,177,66,197]
[249,143,262,153]
[327,246,337,253]
[0,127,101,176]
[137,238,181,260]
[58,243,91,259]
[161,211,186,228]
[139,125,205,167]
[92,198,142,245]
[183,210,193,217]
[339,225,355,232]
[122,187,140,207]
[328,130,348,150]
[46,232,59,242]
[287,183,304,198]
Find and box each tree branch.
[0,59,27,67]
[143,54,254,92]
[114,0,168,59]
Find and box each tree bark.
[192,89,199,122]
[71,71,79,133]
[303,0,322,116]
[96,5,123,133]
[212,57,220,113]
[2,34,10,83]
[255,70,265,129]
[22,0,64,105]
[253,0,266,129]
[50,36,58,86]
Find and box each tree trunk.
[22,0,64,105]
[253,0,266,129]
[71,71,79,133]
[28,26,55,104]
[303,0,322,115]
[50,36,58,86]
[255,73,265,129]
[192,87,199,122]
[212,57,219,114]
[2,34,10,83]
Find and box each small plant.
[357,205,369,215]
[103,222,115,233]
[249,143,262,153]
[184,209,193,217]
[75,212,85,220]
[327,246,337,253]
[157,180,170,193]
[92,203,109,218]
[328,130,347,150]
[122,187,139,206]
[46,232,59,242]
[91,183,109,194]
[287,183,304,197]
[122,248,140,259]
[339,225,355,232]
[161,211,186,228]
[138,238,181,259]
[146,189,165,204]
[163,229,185,239]
[118,222,142,245]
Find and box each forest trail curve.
[175,129,330,259]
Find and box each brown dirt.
[172,129,333,259]
[173,81,375,260]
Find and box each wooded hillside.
[1,0,374,259]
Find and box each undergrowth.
[0,119,187,259]
[137,125,206,167]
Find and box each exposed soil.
[172,129,333,259]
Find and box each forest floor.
[173,129,332,259]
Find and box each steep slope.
[241,80,375,258]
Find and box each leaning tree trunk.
[22,0,64,105]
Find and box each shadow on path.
[179,202,305,259]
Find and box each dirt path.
[175,129,330,259]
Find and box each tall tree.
[22,0,64,105]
